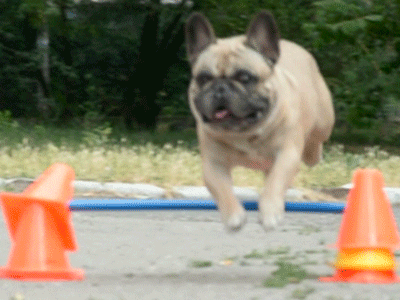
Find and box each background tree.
[303,0,400,144]
[122,0,190,129]
[0,0,399,145]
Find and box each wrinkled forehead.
[192,36,272,78]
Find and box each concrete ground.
[0,206,400,300]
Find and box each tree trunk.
[36,21,52,119]
[58,0,75,121]
[123,5,186,130]
[123,8,161,129]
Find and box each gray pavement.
[1,207,400,300]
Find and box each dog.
[185,11,335,232]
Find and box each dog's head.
[185,11,280,132]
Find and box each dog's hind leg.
[302,135,323,167]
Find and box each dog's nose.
[213,82,229,101]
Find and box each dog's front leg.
[203,159,247,231]
[259,146,302,231]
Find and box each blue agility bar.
[69,199,345,213]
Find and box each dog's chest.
[223,138,274,171]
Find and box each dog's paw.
[258,201,285,231]
[223,208,247,232]
[258,212,283,231]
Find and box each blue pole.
[69,199,345,213]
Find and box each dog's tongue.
[214,109,229,120]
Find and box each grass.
[243,247,291,260]
[298,225,322,235]
[243,249,266,259]
[263,261,318,288]
[266,246,291,255]
[124,273,135,278]
[0,123,399,192]
[190,260,213,268]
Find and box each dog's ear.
[185,12,216,66]
[246,11,280,65]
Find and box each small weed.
[278,255,297,261]
[244,249,265,259]
[224,256,239,261]
[263,262,317,288]
[190,260,212,268]
[266,246,291,255]
[299,225,321,235]
[302,259,318,265]
[291,286,316,299]
[244,247,291,260]
[304,249,320,254]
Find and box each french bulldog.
[185,11,335,231]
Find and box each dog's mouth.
[203,108,265,129]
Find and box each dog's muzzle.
[196,81,269,131]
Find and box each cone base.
[319,269,400,283]
[334,248,396,270]
[0,266,84,281]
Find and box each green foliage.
[83,125,113,148]
[1,0,400,144]
[196,0,314,43]
[263,261,317,288]
[190,260,212,268]
[303,0,400,142]
[0,111,19,129]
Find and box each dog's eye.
[233,70,257,84]
[196,73,214,87]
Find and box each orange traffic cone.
[0,163,84,280]
[320,169,400,283]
